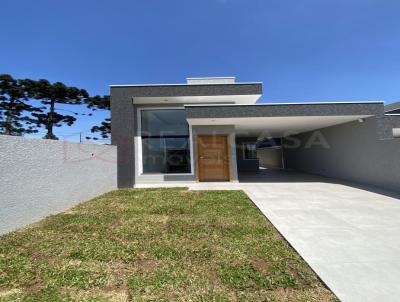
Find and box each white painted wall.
[0,136,117,235]
[186,77,235,85]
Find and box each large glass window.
[141,109,191,174]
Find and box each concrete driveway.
[137,169,400,301]
[241,171,400,302]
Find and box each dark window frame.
[140,108,192,174]
[242,142,258,160]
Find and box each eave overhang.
[110,83,262,97]
[185,102,384,119]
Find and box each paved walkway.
[137,170,400,302]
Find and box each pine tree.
[0,74,40,135]
[31,79,89,140]
[85,95,110,140]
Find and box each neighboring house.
[111,77,400,191]
[385,101,400,114]
[385,102,400,138]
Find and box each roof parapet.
[186,77,235,85]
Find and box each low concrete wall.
[0,136,117,235]
[283,117,400,192]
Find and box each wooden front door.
[196,135,230,181]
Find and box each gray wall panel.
[185,102,383,119]
[376,115,400,139]
[111,88,135,187]
[111,83,262,97]
[0,136,117,235]
[283,117,400,192]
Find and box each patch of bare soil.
[0,288,21,297]
[134,259,159,272]
[251,258,270,272]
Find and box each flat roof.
[109,82,262,87]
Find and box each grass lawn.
[0,188,337,301]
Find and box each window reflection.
[141,109,191,174]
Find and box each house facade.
[111,77,400,191]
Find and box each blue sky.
[2,0,400,141]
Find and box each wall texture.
[283,117,400,192]
[110,87,136,187]
[185,102,383,119]
[0,136,117,235]
[110,83,262,97]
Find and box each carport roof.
[185,101,384,118]
[185,101,385,137]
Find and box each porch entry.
[196,135,230,181]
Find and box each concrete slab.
[242,171,400,302]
